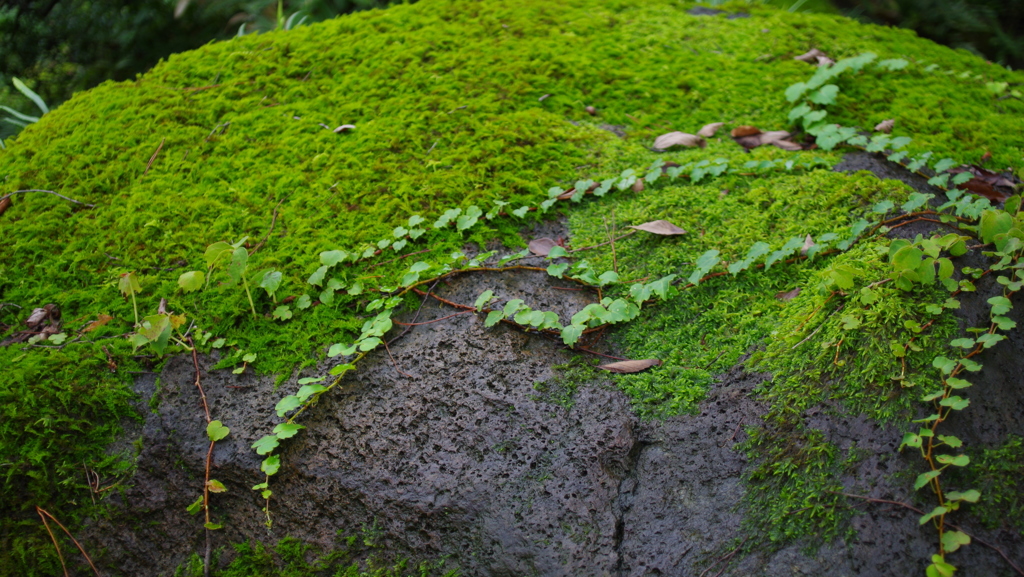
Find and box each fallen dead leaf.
[598,358,663,373]
[730,125,761,137]
[0,195,11,217]
[776,287,801,301]
[758,130,791,144]
[733,134,763,149]
[528,238,558,256]
[980,151,992,164]
[653,131,706,150]
[772,139,804,151]
[628,220,687,235]
[794,48,828,63]
[874,119,894,133]
[632,179,645,192]
[800,234,815,256]
[585,106,597,116]
[948,164,1018,202]
[697,122,724,138]
[83,314,114,333]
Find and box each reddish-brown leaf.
[948,165,1018,202]
[653,131,706,150]
[598,359,663,373]
[83,314,114,333]
[731,125,761,137]
[697,122,724,138]
[776,287,801,301]
[528,238,558,256]
[631,178,645,192]
[628,220,687,235]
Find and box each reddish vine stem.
[830,492,1024,576]
[188,337,214,577]
[370,247,433,268]
[35,507,100,577]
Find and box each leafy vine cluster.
[113,52,1020,576]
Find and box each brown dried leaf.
[653,131,706,150]
[776,287,801,301]
[83,314,114,333]
[816,55,836,67]
[528,238,557,256]
[697,122,724,138]
[598,358,663,373]
[794,48,829,64]
[733,135,762,149]
[730,125,761,137]
[585,106,597,116]
[772,139,803,151]
[800,234,815,256]
[628,220,687,235]
[874,119,894,133]
[757,130,791,145]
[948,165,1018,202]
[0,195,11,217]
[631,178,645,193]
[25,308,48,327]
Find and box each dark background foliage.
[1,0,1022,142]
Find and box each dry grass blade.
[776,287,801,301]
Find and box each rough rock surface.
[84,155,1024,576]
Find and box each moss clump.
[1,0,1022,573]
[172,536,458,577]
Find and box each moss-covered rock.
[2,0,1023,575]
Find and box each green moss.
[953,436,1024,537]
[1,0,1022,572]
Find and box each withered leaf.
[629,220,687,235]
[697,122,724,138]
[631,178,645,192]
[598,358,663,373]
[948,165,1017,202]
[776,287,801,301]
[0,195,11,217]
[25,308,48,327]
[653,131,706,150]
[758,130,791,145]
[83,314,114,333]
[730,125,761,137]
[772,139,804,151]
[794,48,828,63]
[585,106,597,116]
[528,238,558,256]
[733,135,762,149]
[874,119,894,133]
[800,234,815,255]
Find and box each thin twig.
[392,311,472,326]
[143,138,165,176]
[571,230,637,253]
[36,507,100,576]
[603,212,618,274]
[382,338,413,378]
[36,508,68,577]
[0,189,95,208]
[189,338,211,422]
[370,247,433,268]
[250,198,285,254]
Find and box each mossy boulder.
[1,0,1023,575]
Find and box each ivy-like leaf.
[178,271,204,293]
[273,423,305,439]
[207,420,230,442]
[252,435,280,455]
